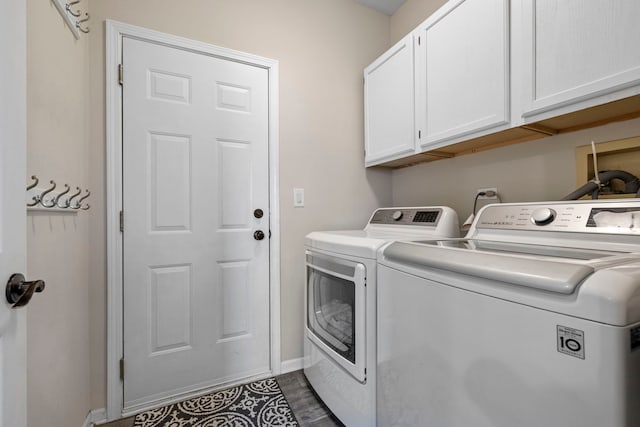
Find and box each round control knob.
[392,210,403,221]
[531,208,556,225]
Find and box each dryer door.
[305,250,366,382]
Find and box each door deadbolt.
[254,209,264,219]
[254,230,265,240]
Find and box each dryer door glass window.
[307,267,356,363]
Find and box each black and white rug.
[133,378,299,427]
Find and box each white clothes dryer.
[304,206,459,427]
[377,200,640,427]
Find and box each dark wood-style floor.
[277,370,344,427]
[99,370,343,427]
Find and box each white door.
[0,0,28,425]
[122,37,270,411]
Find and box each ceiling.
[354,0,407,16]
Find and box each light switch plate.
[293,188,304,207]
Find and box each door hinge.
[118,64,123,86]
[119,210,124,232]
[418,36,421,46]
[119,358,124,380]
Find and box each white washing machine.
[377,200,640,427]
[304,206,460,427]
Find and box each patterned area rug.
[133,378,299,427]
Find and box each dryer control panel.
[370,207,442,226]
[476,201,640,234]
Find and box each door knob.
[254,209,264,219]
[254,230,265,241]
[5,273,45,308]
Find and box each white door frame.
[105,20,281,420]
[0,0,27,426]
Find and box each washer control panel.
[370,207,442,226]
[476,202,640,234]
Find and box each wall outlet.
[476,187,498,199]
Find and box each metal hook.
[74,190,90,210]
[65,0,82,17]
[27,195,41,207]
[53,184,71,208]
[26,175,39,191]
[39,181,57,208]
[76,13,90,34]
[67,187,82,209]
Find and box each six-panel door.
[121,36,270,411]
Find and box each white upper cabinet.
[364,0,640,167]
[364,35,415,166]
[515,0,640,123]
[416,0,510,149]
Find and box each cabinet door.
[364,35,415,166]
[517,0,640,122]
[416,0,510,149]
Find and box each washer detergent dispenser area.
[377,200,640,427]
[303,206,460,427]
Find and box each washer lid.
[382,239,635,294]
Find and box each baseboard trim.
[280,357,304,374]
[83,408,107,426]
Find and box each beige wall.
[390,0,445,44]
[88,0,392,410]
[26,1,91,426]
[391,118,640,217]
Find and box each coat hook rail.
[65,0,81,17]
[52,0,90,39]
[77,13,90,34]
[26,175,91,212]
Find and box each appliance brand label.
[557,325,585,359]
[631,326,640,352]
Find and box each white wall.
[26,1,92,426]
[88,0,392,410]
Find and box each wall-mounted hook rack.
[65,0,81,17]
[26,175,91,213]
[52,0,90,39]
